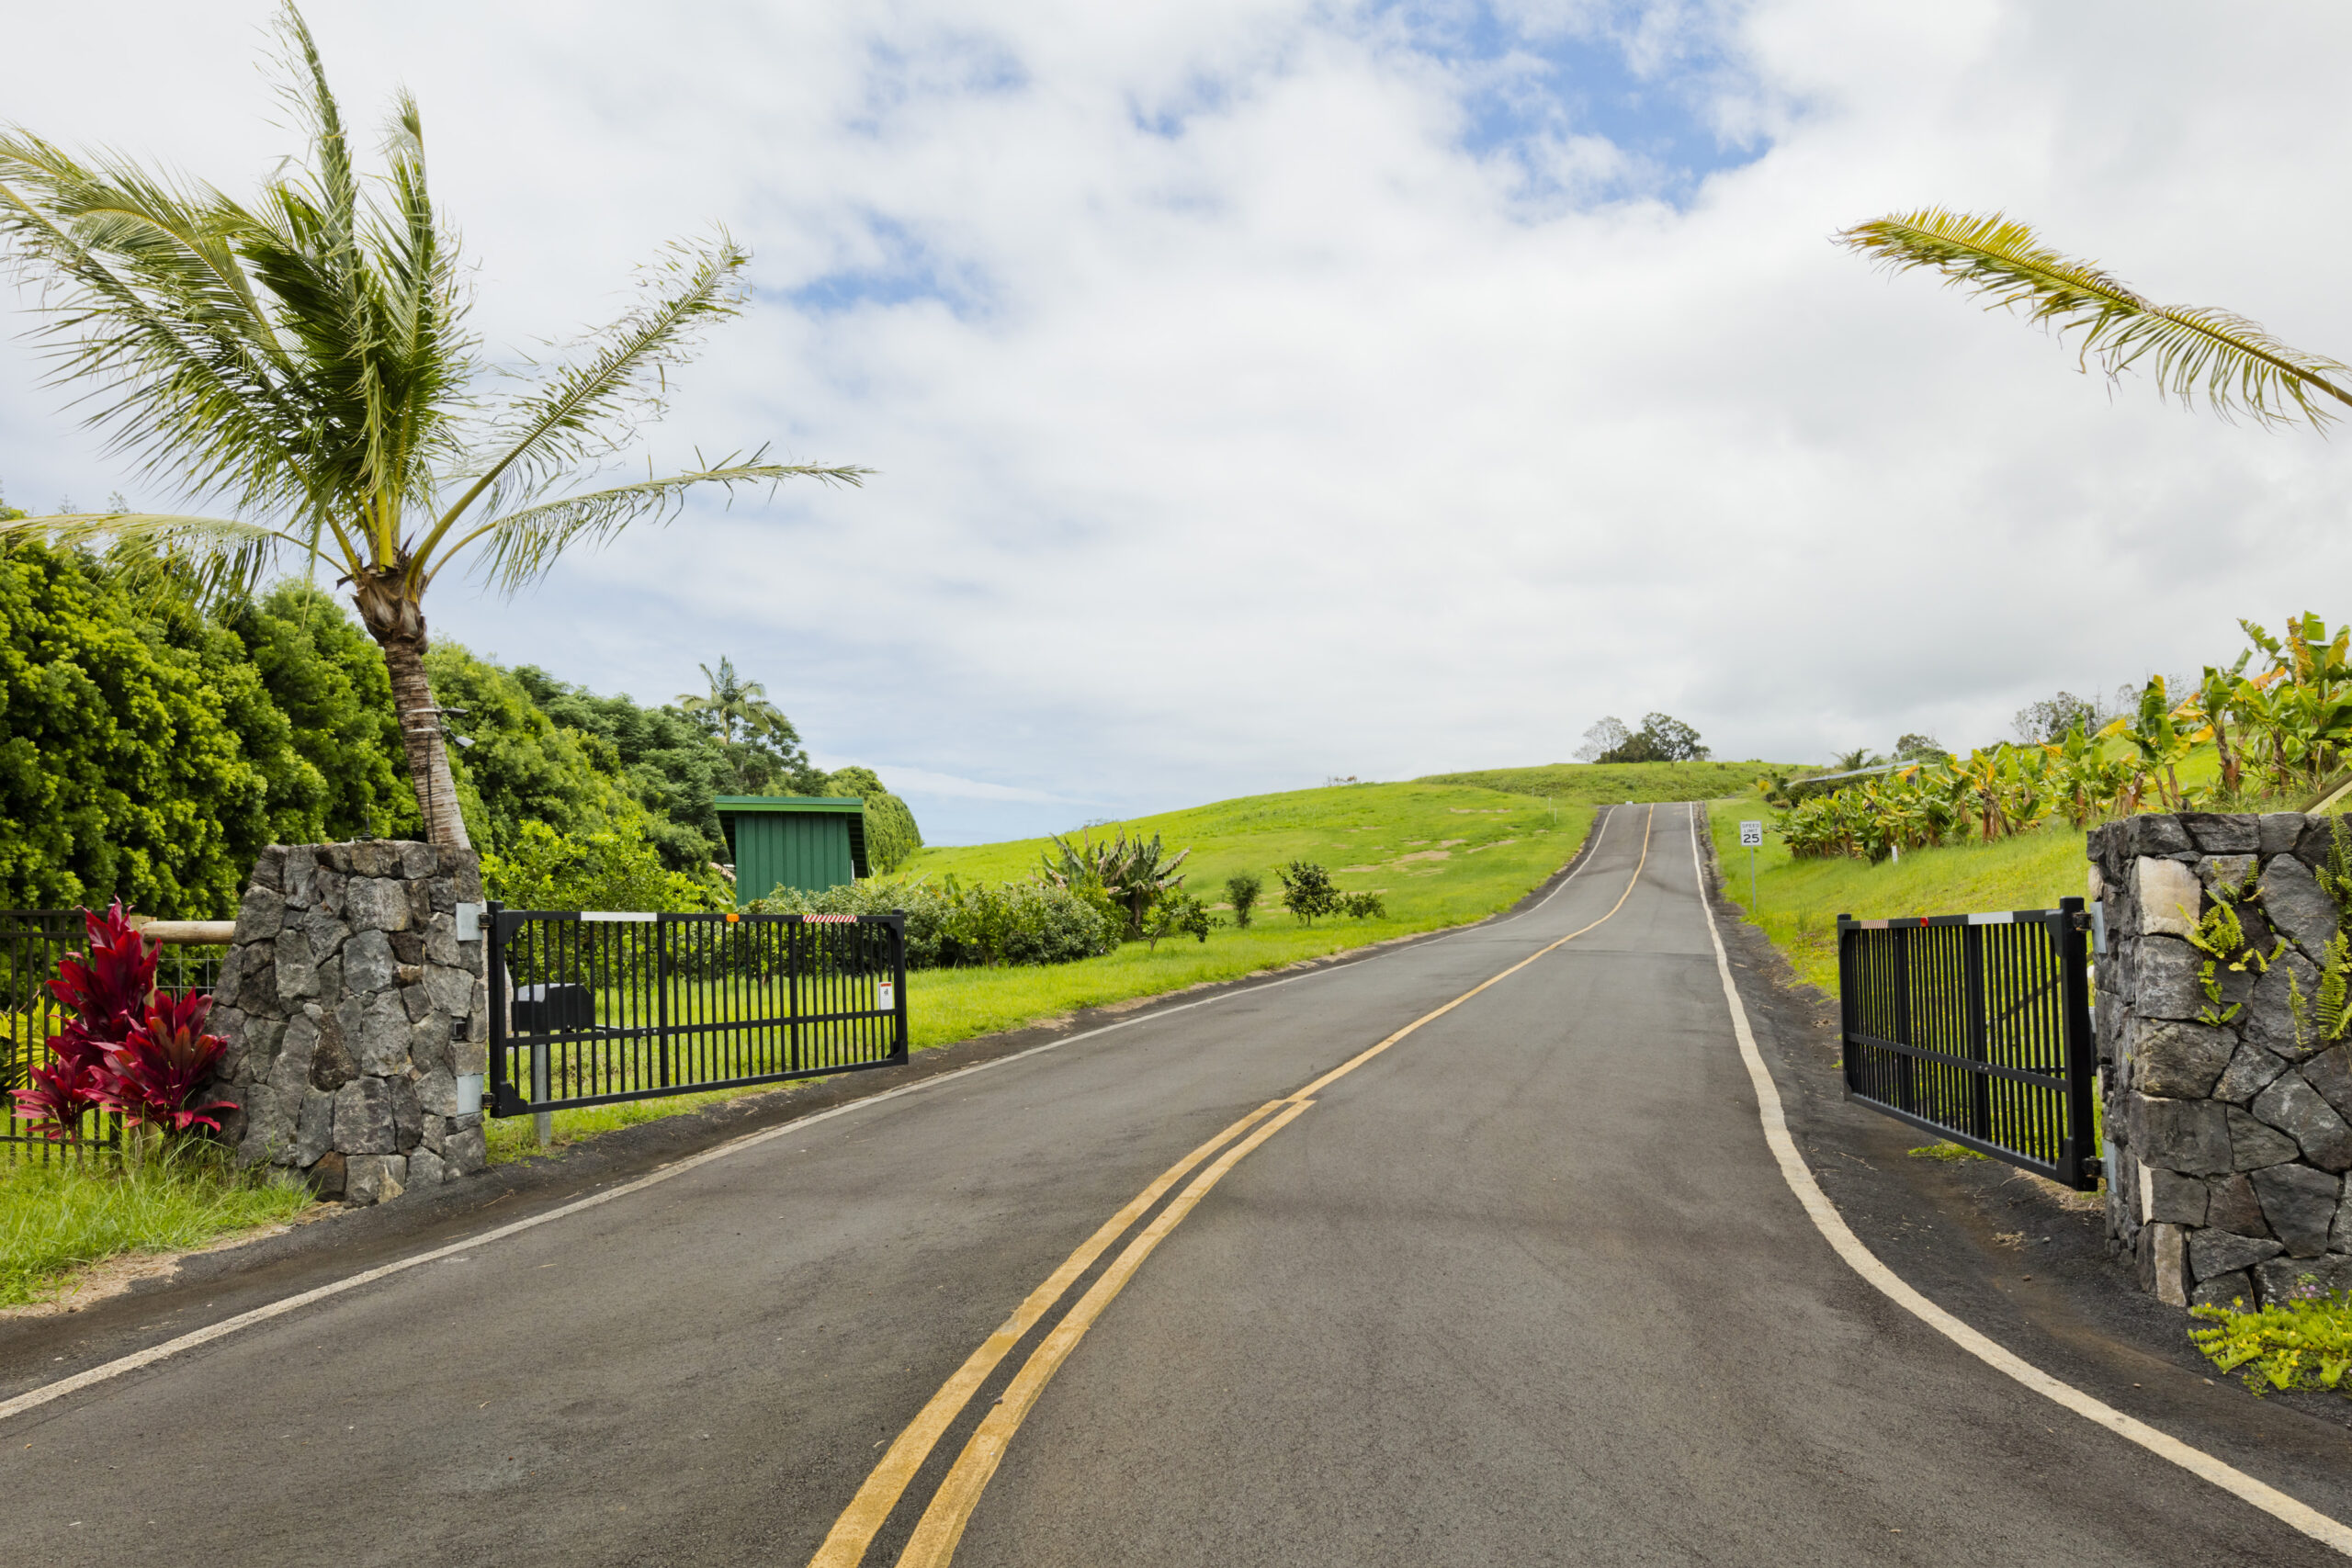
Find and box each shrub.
[481,818,725,913]
[822,766,925,874]
[748,875,1115,969]
[104,991,235,1134]
[1339,891,1386,920]
[1042,829,1192,940]
[1276,862,1341,925]
[12,903,150,1142]
[1143,891,1215,951]
[1225,872,1262,929]
[12,904,234,1141]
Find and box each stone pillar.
[207,840,491,1204]
[2089,812,2352,1309]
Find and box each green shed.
[715,796,869,906]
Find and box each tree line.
[0,529,919,916]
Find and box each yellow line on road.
[894,1098,1318,1568]
[807,805,1658,1567]
[806,1098,1290,1568]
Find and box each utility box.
[715,796,869,906]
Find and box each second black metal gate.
[1837,896,2098,1190]
[486,906,909,1117]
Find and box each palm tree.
[1836,209,2352,430]
[677,657,791,748]
[0,6,865,849]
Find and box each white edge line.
[1683,802,2352,1556]
[2,807,1633,1425]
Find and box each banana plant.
[2102,677,2196,813]
[1041,829,1192,940]
[2177,656,2256,798]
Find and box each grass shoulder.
[1705,793,2087,995]
[0,1143,313,1308]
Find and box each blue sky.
[8,2,2352,844]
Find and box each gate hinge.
[2078,1156,2105,1182]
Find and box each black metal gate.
[485,906,910,1118]
[1837,896,2099,1190]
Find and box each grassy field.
[1416,759,1796,804]
[1706,792,2090,996]
[0,1145,313,1306]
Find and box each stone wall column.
[207,840,491,1204]
[2090,812,2352,1308]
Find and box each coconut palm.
[0,6,865,848]
[677,657,793,748]
[1837,209,2352,429]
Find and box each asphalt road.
[7,803,2352,1566]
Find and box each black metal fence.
[1,909,224,1161]
[1837,896,2098,1190]
[486,905,910,1117]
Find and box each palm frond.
[0,510,314,601]
[0,135,312,512]
[1838,208,2352,428]
[442,455,868,594]
[424,233,755,550]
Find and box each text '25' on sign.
[1739,820,1763,848]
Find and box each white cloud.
[6,1,2352,842]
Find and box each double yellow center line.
[809,805,1657,1567]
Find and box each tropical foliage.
[1770,615,2352,863]
[1041,829,1192,941]
[0,545,413,912]
[12,904,234,1142]
[0,535,919,915]
[0,6,863,848]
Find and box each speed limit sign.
[1739,820,1763,847]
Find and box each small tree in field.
[1276,862,1340,925]
[1224,872,1262,928]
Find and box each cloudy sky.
[7,2,2352,841]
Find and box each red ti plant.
[11,903,156,1142]
[101,991,236,1134]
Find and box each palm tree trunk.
[350,566,470,846]
[351,568,471,850]
[378,629,472,849]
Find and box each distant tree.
[678,657,791,748]
[1830,747,1884,773]
[1574,717,1633,762]
[2011,693,2106,746]
[1589,713,1711,764]
[1632,713,1709,761]
[673,658,826,796]
[1892,733,1949,763]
